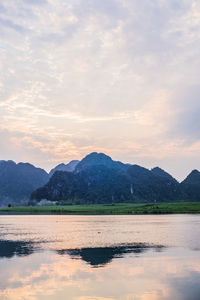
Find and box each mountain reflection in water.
[56,243,164,267]
[0,215,200,300]
[0,240,37,258]
[0,239,164,268]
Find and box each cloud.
[23,0,47,5]
[0,0,200,179]
[0,17,27,32]
[167,85,200,141]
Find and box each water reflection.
[0,239,164,268]
[0,240,37,258]
[0,215,200,299]
[0,247,200,300]
[57,243,164,267]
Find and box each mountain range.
[0,153,200,206]
[31,152,200,205]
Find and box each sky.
[0,0,200,181]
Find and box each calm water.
[0,214,200,300]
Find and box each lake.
[0,214,200,300]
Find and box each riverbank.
[0,202,200,214]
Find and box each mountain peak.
[75,152,114,172]
[0,160,16,166]
[0,160,49,206]
[49,160,79,177]
[83,152,112,162]
[151,167,167,174]
[182,169,200,185]
[190,169,199,175]
[151,167,176,181]
[186,169,199,178]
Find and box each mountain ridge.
[30,152,193,204]
[0,154,199,206]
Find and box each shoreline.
[0,202,200,215]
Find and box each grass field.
[0,202,200,214]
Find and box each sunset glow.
[1,0,200,180]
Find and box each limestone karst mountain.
[0,160,49,206]
[30,152,184,204]
[49,160,79,177]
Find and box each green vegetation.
[30,155,182,205]
[0,202,200,214]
